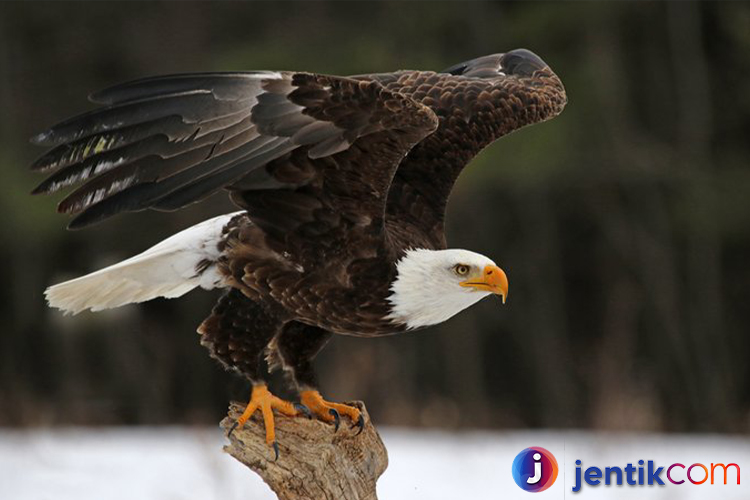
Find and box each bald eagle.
[31,49,566,457]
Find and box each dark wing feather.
[363,49,568,249]
[30,72,273,228]
[222,73,439,265]
[31,91,251,148]
[88,72,274,105]
[31,71,438,234]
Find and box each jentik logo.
[512,446,559,492]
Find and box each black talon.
[228,421,239,437]
[272,441,279,461]
[351,413,365,435]
[294,403,313,419]
[329,408,341,432]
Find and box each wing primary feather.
[152,141,296,211]
[89,71,281,105]
[30,115,184,172]
[32,135,171,195]
[34,112,257,197]
[32,91,255,147]
[62,134,283,224]
[55,147,214,214]
[31,108,254,174]
[56,130,267,215]
[65,142,286,229]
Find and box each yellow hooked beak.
[459,265,509,304]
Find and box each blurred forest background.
[1,1,749,434]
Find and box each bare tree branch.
[221,401,387,500]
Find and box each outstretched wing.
[31,72,437,234]
[365,49,568,249]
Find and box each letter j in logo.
[512,447,559,492]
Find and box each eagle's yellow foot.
[300,390,365,435]
[228,384,310,460]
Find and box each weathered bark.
[221,401,387,500]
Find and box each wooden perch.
[221,400,388,500]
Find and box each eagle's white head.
[387,248,508,330]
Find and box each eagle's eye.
[453,264,471,276]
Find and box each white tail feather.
[46,212,242,314]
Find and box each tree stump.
[221,400,388,500]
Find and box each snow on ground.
[1,427,748,500]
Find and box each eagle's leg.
[198,289,306,457]
[275,322,365,434]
